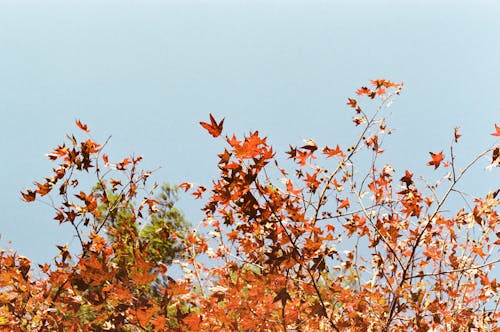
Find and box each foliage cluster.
[2,80,499,331]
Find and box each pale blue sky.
[0,0,498,265]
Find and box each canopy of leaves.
[3,81,499,331]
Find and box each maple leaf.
[352,116,366,126]
[102,154,109,166]
[286,145,297,159]
[301,139,318,152]
[357,86,370,96]
[357,86,376,99]
[347,98,357,108]
[285,179,302,196]
[454,127,462,142]
[491,124,500,137]
[183,312,201,329]
[192,185,206,198]
[323,144,346,158]
[21,189,36,202]
[218,149,232,164]
[273,288,291,306]
[116,157,131,170]
[371,79,388,88]
[427,151,444,169]
[375,87,386,95]
[76,119,90,133]
[200,113,224,138]
[400,170,414,187]
[338,198,350,210]
[487,147,500,171]
[370,79,401,89]
[178,182,193,192]
[305,171,320,193]
[34,181,51,196]
[295,150,313,166]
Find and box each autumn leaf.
[21,189,36,202]
[454,127,462,142]
[183,312,201,329]
[400,170,414,187]
[357,86,371,96]
[192,185,206,198]
[14,79,500,331]
[427,151,444,169]
[135,307,156,327]
[286,145,297,159]
[323,144,346,158]
[487,147,500,170]
[338,198,350,209]
[491,124,500,137]
[347,98,357,108]
[34,181,52,196]
[273,288,291,306]
[200,113,224,138]
[179,182,193,192]
[76,119,90,133]
[301,139,318,152]
[116,157,131,170]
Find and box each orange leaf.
[116,157,130,170]
[76,119,90,133]
[357,86,371,96]
[323,145,346,158]
[200,113,224,138]
[491,124,500,137]
[136,307,155,327]
[427,151,444,169]
[347,98,357,108]
[192,185,206,199]
[183,312,201,329]
[338,198,350,209]
[454,127,462,142]
[21,189,36,202]
[179,182,193,192]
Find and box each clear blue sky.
[0,0,498,265]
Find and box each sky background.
[0,0,499,266]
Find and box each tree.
[94,182,189,266]
[3,79,499,331]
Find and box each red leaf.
[76,119,90,133]
[200,113,224,138]
[427,151,444,169]
[491,124,500,137]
